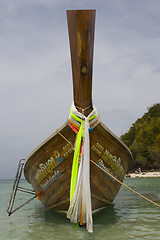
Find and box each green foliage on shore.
[121,103,160,170]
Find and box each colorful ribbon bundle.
[67,103,99,233]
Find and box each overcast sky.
[1,0,160,179]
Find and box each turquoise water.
[1,178,160,240]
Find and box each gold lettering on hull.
[35,156,58,183]
[91,142,124,179]
[35,143,74,184]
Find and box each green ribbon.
[70,123,84,201]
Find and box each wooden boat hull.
[24,121,132,211]
[24,10,132,217]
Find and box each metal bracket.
[7,159,37,216]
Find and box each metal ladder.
[7,159,37,216]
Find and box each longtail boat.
[24,10,132,232]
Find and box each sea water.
[0,178,160,240]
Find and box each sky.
[0,0,160,179]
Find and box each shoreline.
[125,171,160,178]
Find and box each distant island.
[121,103,160,172]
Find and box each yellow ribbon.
[70,122,84,201]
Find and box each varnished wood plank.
[91,194,115,206]
[67,10,96,115]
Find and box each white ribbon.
[67,103,99,233]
